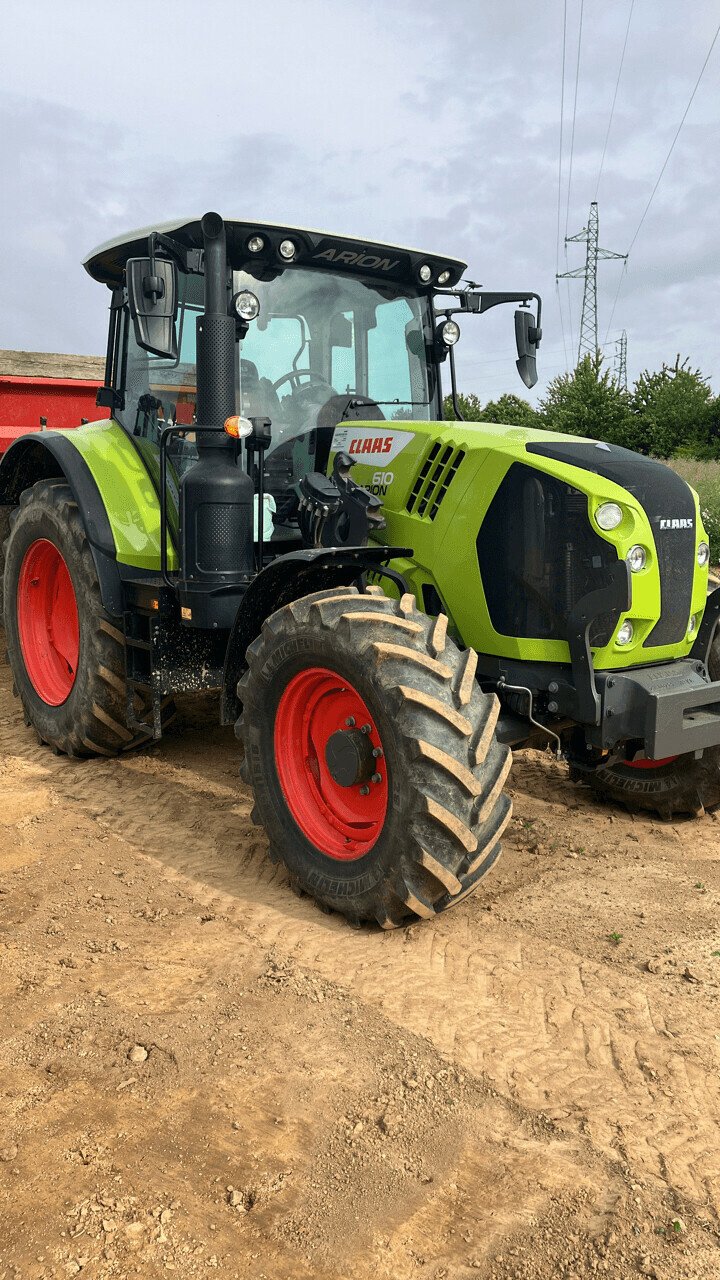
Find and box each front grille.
[476,463,620,643]
[407,444,465,520]
[526,441,696,647]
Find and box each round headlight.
[247,234,265,253]
[279,239,296,260]
[698,541,710,567]
[688,614,698,637]
[437,269,452,286]
[595,501,623,532]
[419,263,433,283]
[616,620,634,646]
[626,544,647,573]
[442,320,461,346]
[233,290,260,322]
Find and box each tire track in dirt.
[3,689,720,1220]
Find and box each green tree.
[630,356,717,458]
[442,392,537,425]
[538,351,634,446]
[443,392,484,421]
[480,393,538,427]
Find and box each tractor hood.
[330,417,710,673]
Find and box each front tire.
[571,634,720,819]
[236,587,512,927]
[3,480,173,756]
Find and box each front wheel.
[570,634,720,819]
[236,587,512,927]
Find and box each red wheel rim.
[625,755,678,769]
[274,666,388,860]
[17,539,79,705]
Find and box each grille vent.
[406,444,466,521]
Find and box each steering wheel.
[272,368,335,396]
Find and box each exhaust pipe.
[178,212,255,628]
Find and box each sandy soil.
[1,655,719,1280]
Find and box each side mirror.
[514,309,541,389]
[126,257,179,360]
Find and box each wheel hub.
[324,728,375,787]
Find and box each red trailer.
[0,350,107,454]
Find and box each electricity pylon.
[557,202,627,364]
[615,330,628,390]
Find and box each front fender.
[220,545,412,724]
[0,432,123,614]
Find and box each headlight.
[279,239,296,260]
[442,320,461,346]
[419,263,433,283]
[688,614,698,637]
[232,290,260,322]
[247,234,265,253]
[616,620,634,646]
[626,545,647,573]
[595,501,623,531]
[698,541,710,567]
[437,269,452,286]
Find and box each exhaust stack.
[177,212,254,628]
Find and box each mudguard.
[220,544,412,724]
[0,431,124,614]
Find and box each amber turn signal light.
[224,415,253,439]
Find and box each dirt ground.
[1,655,719,1280]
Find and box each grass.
[667,459,720,563]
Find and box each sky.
[1,0,719,406]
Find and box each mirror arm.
[434,290,542,344]
[448,344,464,422]
[147,232,202,277]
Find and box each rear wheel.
[3,480,174,756]
[571,635,720,819]
[236,586,512,926]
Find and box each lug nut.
[372,747,384,758]
[359,785,370,796]
[345,717,356,727]
[360,723,372,734]
[371,772,383,784]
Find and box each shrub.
[667,459,720,562]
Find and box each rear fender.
[220,545,412,724]
[0,433,123,614]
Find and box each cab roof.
[83,216,467,291]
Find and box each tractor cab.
[86,217,460,532]
[85,216,541,556]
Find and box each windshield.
[121,265,437,442]
[120,264,438,532]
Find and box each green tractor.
[2,213,719,927]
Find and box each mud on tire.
[3,480,174,757]
[236,586,512,927]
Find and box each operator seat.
[239,359,282,424]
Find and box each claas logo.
[348,436,394,456]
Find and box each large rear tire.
[3,480,174,757]
[571,634,720,819]
[236,586,512,927]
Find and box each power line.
[603,259,628,344]
[564,0,585,243]
[556,0,568,271]
[594,0,635,201]
[556,279,570,372]
[626,19,720,254]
